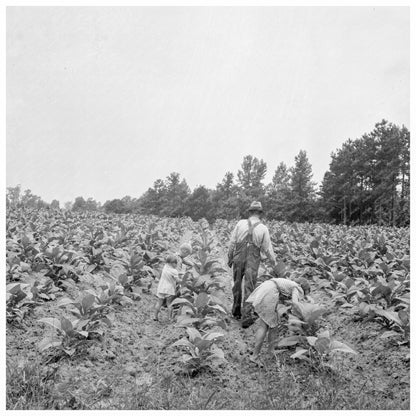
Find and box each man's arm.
[227,223,239,267]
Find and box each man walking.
[227,201,276,328]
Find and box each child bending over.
[246,277,311,366]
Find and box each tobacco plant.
[171,327,226,376]
[276,302,357,371]
[286,330,357,372]
[38,293,113,359]
[6,283,38,325]
[177,271,224,297]
[37,245,83,286]
[172,291,227,330]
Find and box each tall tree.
[161,173,191,217]
[138,179,167,215]
[6,185,21,208]
[184,185,214,221]
[272,162,291,190]
[289,150,316,222]
[371,120,407,225]
[138,173,190,217]
[321,120,410,226]
[72,196,87,211]
[103,199,125,214]
[237,155,267,201]
[85,197,99,211]
[21,189,43,208]
[320,140,358,224]
[50,199,60,210]
[211,172,241,219]
[217,171,235,197]
[398,126,410,226]
[266,162,292,220]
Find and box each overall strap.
[247,219,261,244]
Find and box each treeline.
[6,120,409,227]
[5,188,103,213]
[321,121,409,226]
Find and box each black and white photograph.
[5,3,411,411]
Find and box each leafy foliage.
[5,201,409,405]
[171,327,226,375]
[173,291,227,331]
[276,303,357,372]
[38,292,113,358]
[286,330,357,372]
[6,283,38,325]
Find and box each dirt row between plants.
[6,226,410,410]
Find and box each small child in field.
[154,255,181,321]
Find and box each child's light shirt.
[156,264,179,298]
[247,278,303,308]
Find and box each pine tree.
[289,150,316,222]
[266,162,291,220]
[211,172,240,219]
[237,155,267,200]
[321,120,410,226]
[236,155,267,214]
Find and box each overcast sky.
[6,6,410,204]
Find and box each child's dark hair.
[166,254,178,265]
[295,277,311,295]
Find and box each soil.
[6,228,410,410]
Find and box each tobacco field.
[6,208,410,410]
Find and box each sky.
[6,6,410,204]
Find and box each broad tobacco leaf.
[315,337,331,354]
[39,317,62,332]
[306,336,317,346]
[175,315,200,327]
[171,338,194,349]
[203,332,224,341]
[171,298,194,309]
[290,348,309,359]
[186,326,202,342]
[292,302,327,324]
[330,339,357,355]
[371,285,392,299]
[38,337,62,352]
[81,294,96,314]
[194,338,212,352]
[195,292,209,310]
[210,345,225,361]
[277,336,302,347]
[57,297,74,308]
[373,308,402,327]
[60,317,73,335]
[380,331,401,339]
